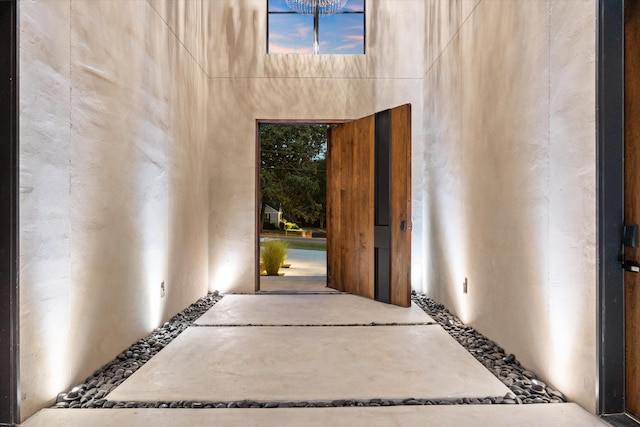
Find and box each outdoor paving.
[259,275,332,292]
[278,248,327,276]
[259,248,330,291]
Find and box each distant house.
[263,205,282,227]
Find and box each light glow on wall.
[142,247,166,330]
[441,237,471,323]
[138,176,169,328]
[411,260,424,293]
[209,248,244,294]
[437,184,472,325]
[19,262,73,404]
[40,321,70,400]
[135,113,169,331]
[451,270,471,324]
[545,251,589,398]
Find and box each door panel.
[390,105,412,307]
[625,0,640,417]
[327,105,411,307]
[327,115,375,299]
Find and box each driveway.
[259,249,329,291]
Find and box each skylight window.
[267,0,365,55]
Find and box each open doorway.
[255,105,411,307]
[256,122,335,293]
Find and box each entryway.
[256,105,412,308]
[256,121,332,293]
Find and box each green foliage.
[313,157,327,228]
[260,124,327,226]
[261,240,288,276]
[286,239,326,251]
[279,218,301,231]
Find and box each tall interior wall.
[18,0,210,420]
[422,0,597,412]
[206,0,427,294]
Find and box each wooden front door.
[326,105,411,307]
[625,0,640,418]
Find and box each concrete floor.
[20,293,608,426]
[23,404,607,427]
[107,325,509,402]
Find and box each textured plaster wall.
[19,0,209,419]
[422,0,597,412]
[206,0,425,79]
[205,0,427,294]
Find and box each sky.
[268,0,365,55]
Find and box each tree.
[260,124,327,229]
[313,157,327,228]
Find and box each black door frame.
[598,0,627,416]
[0,0,19,425]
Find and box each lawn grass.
[285,239,326,251]
[260,237,327,251]
[261,230,303,237]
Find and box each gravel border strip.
[53,290,567,409]
[411,292,567,404]
[54,292,223,409]
[95,396,523,409]
[192,322,437,327]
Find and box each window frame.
[267,0,366,55]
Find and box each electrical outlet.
[160,281,165,298]
[463,277,468,294]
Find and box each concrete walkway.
[21,293,608,426]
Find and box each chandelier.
[284,0,348,15]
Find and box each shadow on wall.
[367,0,425,79]
[224,1,259,76]
[459,0,550,340]
[68,0,172,385]
[165,0,210,320]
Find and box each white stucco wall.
[19,0,210,419]
[206,0,427,294]
[422,0,597,412]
